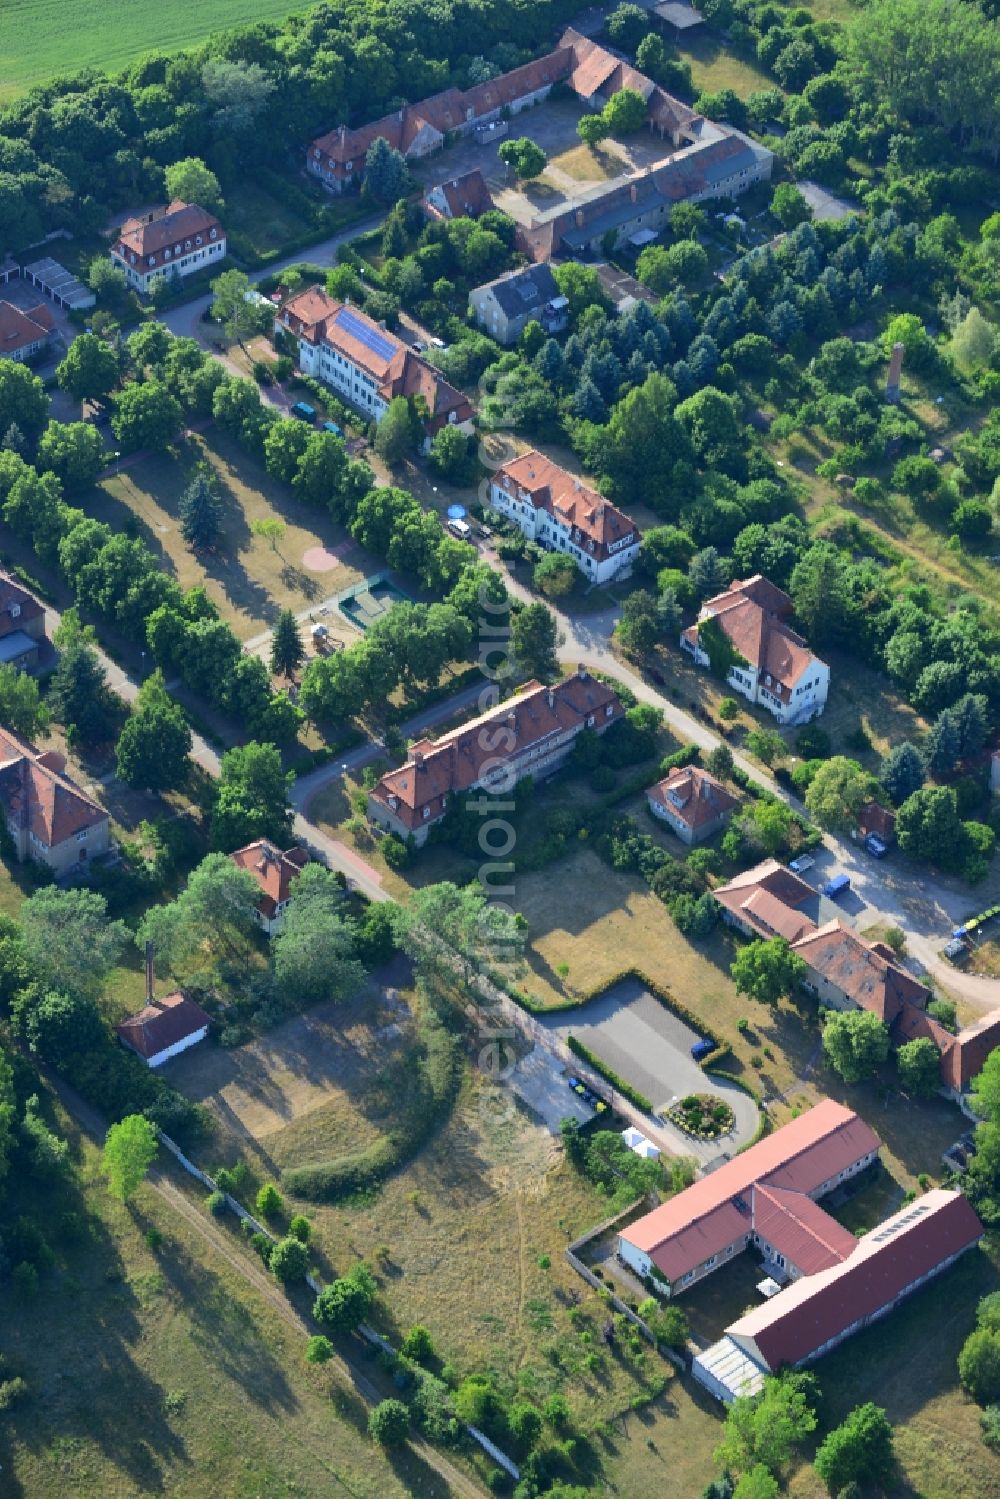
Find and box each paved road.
[40,601,223,779]
[534,974,760,1163]
[159,213,387,351]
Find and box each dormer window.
[195,235,203,246]
[129,253,136,265]
[422,806,431,819]
[314,148,321,159]
[605,704,613,717]
[149,255,157,266]
[164,248,171,259]
[184,240,192,250]
[10,604,20,619]
[209,227,218,240]
[587,714,595,727]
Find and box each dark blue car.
[691,1039,714,1062]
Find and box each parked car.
[321,419,343,437]
[819,873,851,899]
[447,517,472,540]
[863,833,888,859]
[691,1038,714,1062]
[788,854,814,874]
[291,400,316,423]
[412,340,426,353]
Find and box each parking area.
[535,975,760,1160]
[504,1044,594,1134]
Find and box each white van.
[446,518,472,540]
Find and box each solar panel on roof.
[334,306,398,362]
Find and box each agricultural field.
[1,1097,442,1499]
[90,430,374,643]
[0,0,301,101]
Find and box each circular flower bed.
[669,1093,734,1140]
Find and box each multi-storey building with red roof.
[368,667,623,845]
[110,201,226,295]
[0,727,109,874]
[489,451,640,585]
[681,575,829,726]
[275,287,472,448]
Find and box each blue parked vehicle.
[691,1038,714,1062]
[290,400,316,423]
[322,419,343,437]
[863,833,888,859]
[820,873,851,898]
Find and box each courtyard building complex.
[275,287,472,448]
[306,29,773,261]
[489,451,640,584]
[368,667,623,844]
[681,574,829,725]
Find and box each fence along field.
[0,0,300,100]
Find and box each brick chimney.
[144,941,155,1005]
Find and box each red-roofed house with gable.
[647,764,738,845]
[617,1099,881,1296]
[368,667,623,845]
[0,727,109,874]
[489,451,640,585]
[0,299,56,364]
[230,839,310,935]
[275,287,472,449]
[681,575,829,725]
[0,569,47,672]
[117,992,210,1068]
[111,201,226,295]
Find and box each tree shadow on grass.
[0,1190,189,1494]
[147,1217,301,1419]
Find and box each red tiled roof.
[0,301,53,356]
[694,575,820,698]
[277,288,471,428]
[647,764,738,831]
[729,1190,983,1371]
[116,991,211,1060]
[116,201,223,261]
[426,170,495,221]
[0,570,44,638]
[859,801,896,842]
[623,1101,880,1284]
[945,1008,1000,1093]
[713,858,817,940]
[0,726,107,848]
[791,921,928,1025]
[752,1184,858,1275]
[496,451,639,561]
[230,840,309,921]
[370,672,623,832]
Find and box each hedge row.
[565,1034,654,1114]
[283,1001,462,1201]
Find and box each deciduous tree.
[822,1010,891,1083]
[272,865,365,1006]
[731,937,806,1006]
[164,157,223,211]
[813,1403,895,1494]
[102,1114,158,1202]
[20,885,128,1002]
[56,334,118,403]
[804,756,878,833]
[115,671,192,791]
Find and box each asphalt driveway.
[536,975,760,1163]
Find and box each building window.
[76,829,88,841]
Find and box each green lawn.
[0,0,303,100]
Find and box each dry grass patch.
[546,142,620,184]
[3,1112,438,1499]
[680,33,777,97]
[91,430,374,641]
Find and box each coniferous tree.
[179,469,222,551]
[270,608,304,679]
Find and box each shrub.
[289,1214,312,1244]
[0,1376,28,1410]
[256,1183,284,1220]
[368,1397,410,1446]
[144,1227,164,1250]
[205,1190,226,1217]
[719,697,740,721]
[401,1325,436,1364]
[270,1234,310,1285]
[306,1334,335,1365]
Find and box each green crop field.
[0,0,302,101]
